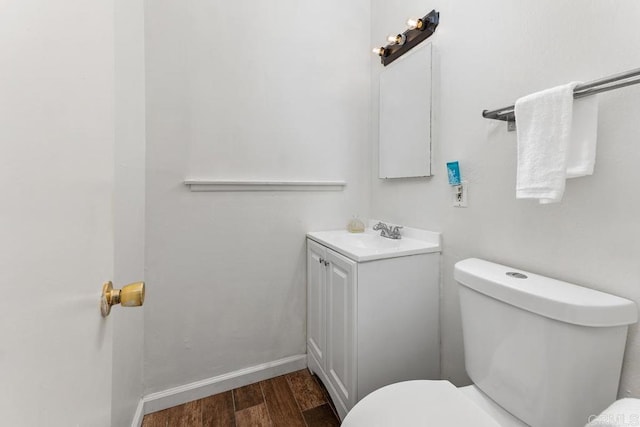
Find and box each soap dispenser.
[347,216,365,233]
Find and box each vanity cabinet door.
[307,240,327,369]
[325,249,357,414]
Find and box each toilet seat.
[341,380,502,427]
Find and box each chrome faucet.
[373,222,403,239]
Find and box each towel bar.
[482,67,640,130]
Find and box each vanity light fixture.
[373,10,439,66]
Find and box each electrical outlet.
[452,182,468,207]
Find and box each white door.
[0,2,123,425]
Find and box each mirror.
[379,42,432,179]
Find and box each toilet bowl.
[342,380,525,427]
[342,258,638,427]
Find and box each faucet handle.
[373,221,387,230]
[390,225,403,239]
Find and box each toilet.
[342,258,638,427]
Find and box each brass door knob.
[101,281,145,317]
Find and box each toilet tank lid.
[454,258,638,327]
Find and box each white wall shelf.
[184,179,346,192]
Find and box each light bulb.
[387,34,406,45]
[406,18,423,30]
[372,47,385,56]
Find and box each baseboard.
[130,399,145,427]
[141,354,307,415]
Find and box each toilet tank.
[455,258,637,427]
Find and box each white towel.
[585,398,640,426]
[515,82,599,204]
[567,95,599,178]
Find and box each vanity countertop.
[307,224,440,262]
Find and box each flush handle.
[101,281,145,317]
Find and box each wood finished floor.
[141,369,340,427]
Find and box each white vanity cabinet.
[307,239,358,414]
[306,227,441,420]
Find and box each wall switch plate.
[452,181,468,207]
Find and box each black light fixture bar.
[379,10,439,67]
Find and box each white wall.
[113,0,146,425]
[144,0,371,393]
[371,0,640,396]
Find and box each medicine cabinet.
[379,42,432,178]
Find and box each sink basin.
[332,232,404,249]
[307,226,440,262]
